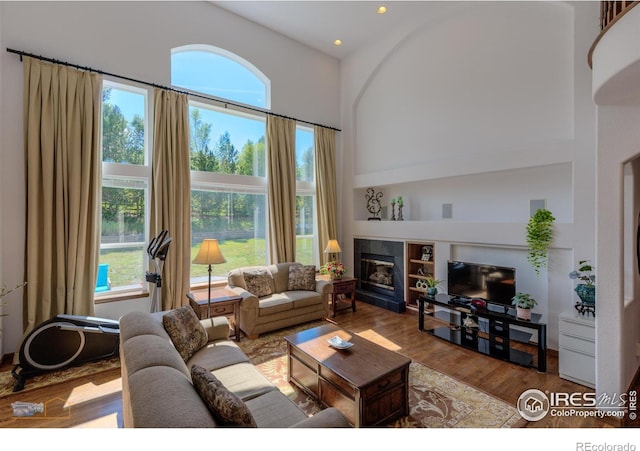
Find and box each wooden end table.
[318,275,357,317]
[187,288,242,341]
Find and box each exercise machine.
[146,230,172,313]
[12,314,120,392]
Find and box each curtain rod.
[6,48,341,132]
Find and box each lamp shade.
[324,239,342,254]
[193,239,227,265]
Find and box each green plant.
[511,292,538,309]
[526,208,555,275]
[425,277,443,288]
[569,260,595,287]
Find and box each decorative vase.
[331,273,343,280]
[426,287,438,296]
[516,307,532,321]
[575,284,595,305]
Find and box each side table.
[187,288,242,341]
[319,276,357,318]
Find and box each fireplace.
[354,239,405,312]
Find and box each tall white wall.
[0,1,340,355]
[341,2,598,354]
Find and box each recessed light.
[377,6,388,14]
[334,39,343,46]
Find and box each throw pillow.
[191,364,257,427]
[162,305,209,362]
[243,269,273,298]
[288,264,317,291]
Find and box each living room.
[1,0,639,440]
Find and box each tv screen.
[447,261,516,306]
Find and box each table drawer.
[362,370,404,398]
[320,366,357,398]
[209,303,234,316]
[319,378,356,425]
[333,283,355,295]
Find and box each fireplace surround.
[353,239,405,312]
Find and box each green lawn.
[99,236,314,290]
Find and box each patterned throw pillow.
[288,264,317,291]
[243,269,273,298]
[162,305,209,362]
[191,364,257,427]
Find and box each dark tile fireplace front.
[354,239,405,313]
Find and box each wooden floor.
[0,300,635,428]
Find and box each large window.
[99,82,150,295]
[295,126,316,265]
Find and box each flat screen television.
[447,260,516,307]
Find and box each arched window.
[171,45,270,109]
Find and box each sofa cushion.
[243,268,274,298]
[211,361,277,401]
[244,389,307,427]
[162,306,209,362]
[288,264,316,291]
[191,364,257,427]
[188,341,251,371]
[257,293,294,316]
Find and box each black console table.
[418,293,547,372]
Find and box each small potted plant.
[526,208,555,275]
[425,277,443,296]
[511,292,537,321]
[322,261,345,280]
[569,260,595,305]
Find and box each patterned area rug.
[238,321,526,428]
[0,357,121,398]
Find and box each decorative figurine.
[366,188,383,220]
[397,196,404,221]
[390,198,396,221]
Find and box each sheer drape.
[23,57,102,334]
[314,126,338,266]
[267,116,297,263]
[151,89,191,310]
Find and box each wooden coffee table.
[284,323,411,427]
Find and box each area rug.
[238,321,526,428]
[0,357,121,398]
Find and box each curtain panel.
[23,56,102,334]
[314,126,338,266]
[266,116,297,263]
[150,89,191,311]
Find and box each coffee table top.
[284,323,411,388]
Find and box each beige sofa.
[119,309,350,428]
[227,262,332,339]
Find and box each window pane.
[189,105,266,177]
[296,128,314,183]
[102,87,146,165]
[295,195,315,265]
[172,50,267,108]
[99,184,146,292]
[191,190,267,283]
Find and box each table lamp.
[324,239,342,264]
[193,239,227,318]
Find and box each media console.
[418,293,547,372]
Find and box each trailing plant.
[425,277,443,288]
[526,209,555,275]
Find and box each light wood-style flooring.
[0,300,634,428]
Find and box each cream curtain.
[151,89,191,310]
[267,116,297,263]
[314,126,338,266]
[23,57,102,334]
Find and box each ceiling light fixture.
[377,6,388,14]
[334,39,343,46]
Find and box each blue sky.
[107,48,313,161]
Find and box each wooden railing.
[589,1,639,68]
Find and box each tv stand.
[418,293,547,372]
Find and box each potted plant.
[425,277,443,296]
[569,260,595,305]
[526,209,555,275]
[511,292,537,321]
[322,261,345,280]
